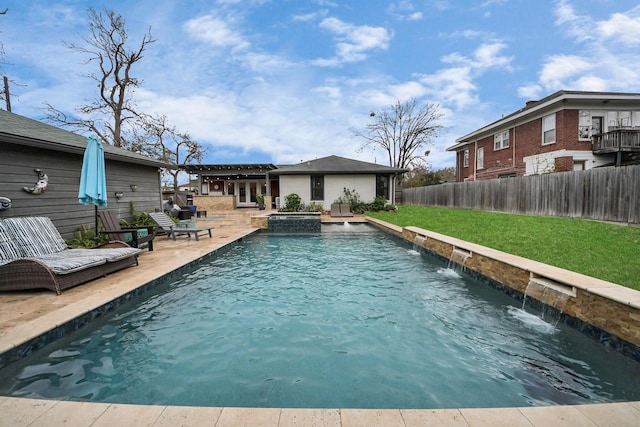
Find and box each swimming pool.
[0,224,639,408]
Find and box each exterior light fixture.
[130,184,138,192]
[115,191,124,200]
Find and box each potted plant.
[256,194,266,210]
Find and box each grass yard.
[367,205,640,291]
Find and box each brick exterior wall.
[455,109,597,181]
[554,156,574,172]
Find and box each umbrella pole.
[95,205,99,247]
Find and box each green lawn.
[367,205,640,291]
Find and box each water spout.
[522,275,575,325]
[410,235,426,254]
[448,247,472,271]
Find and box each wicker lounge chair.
[148,212,213,241]
[98,210,156,251]
[0,217,141,295]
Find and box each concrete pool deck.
[0,210,638,426]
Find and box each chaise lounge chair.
[148,212,213,241]
[0,216,141,295]
[98,210,156,251]
[330,203,354,218]
[340,203,354,217]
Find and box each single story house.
[0,109,169,238]
[447,90,640,181]
[180,155,406,211]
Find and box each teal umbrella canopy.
[78,136,108,207]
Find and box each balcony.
[592,128,640,154]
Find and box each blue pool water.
[1,224,639,408]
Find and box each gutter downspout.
[474,140,478,181]
[512,126,516,171]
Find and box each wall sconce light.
[130,184,138,192]
[115,191,124,200]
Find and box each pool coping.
[0,215,639,426]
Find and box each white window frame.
[542,113,556,145]
[463,149,469,167]
[578,110,591,141]
[494,131,509,150]
[477,147,484,169]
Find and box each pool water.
[1,224,639,408]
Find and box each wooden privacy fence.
[401,164,640,224]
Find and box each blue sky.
[2,0,640,169]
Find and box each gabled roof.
[447,90,640,151]
[270,155,407,175]
[0,109,169,168]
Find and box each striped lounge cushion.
[36,252,107,275]
[67,247,141,262]
[0,220,23,265]
[3,217,69,257]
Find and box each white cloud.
[183,14,249,51]
[416,41,512,109]
[313,17,391,66]
[388,1,423,21]
[538,55,594,89]
[419,67,478,109]
[517,84,543,100]
[597,11,640,46]
[519,2,640,96]
[441,42,512,70]
[292,10,329,22]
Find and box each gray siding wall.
[0,142,163,238]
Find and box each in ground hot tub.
[267,212,321,233]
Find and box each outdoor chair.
[148,212,213,241]
[330,203,353,217]
[330,203,343,217]
[98,210,156,251]
[339,203,354,217]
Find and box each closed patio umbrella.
[78,135,108,245]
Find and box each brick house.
[447,90,640,181]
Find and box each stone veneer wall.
[193,195,235,211]
[365,217,640,357]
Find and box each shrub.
[66,224,107,248]
[369,196,387,212]
[281,193,302,212]
[335,188,391,213]
[305,202,324,212]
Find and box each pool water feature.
[0,224,639,409]
[267,212,321,233]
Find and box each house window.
[463,149,469,167]
[494,131,509,150]
[311,175,324,200]
[542,113,556,145]
[376,175,389,199]
[578,110,591,140]
[477,147,484,169]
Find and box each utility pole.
[3,76,10,112]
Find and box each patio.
[0,211,638,426]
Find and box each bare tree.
[44,7,155,147]
[354,98,444,170]
[130,114,206,190]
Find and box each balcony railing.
[592,128,640,153]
